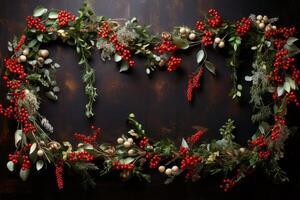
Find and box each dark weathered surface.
[0,0,300,199]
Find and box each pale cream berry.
[128,149,135,156]
[165,168,172,176]
[22,48,30,56]
[123,141,131,148]
[214,37,221,44]
[179,27,186,34]
[127,138,134,144]
[171,165,179,174]
[158,166,166,173]
[218,41,225,48]
[117,137,124,144]
[258,23,265,29]
[37,149,44,157]
[19,55,27,62]
[256,15,263,21]
[188,33,196,41]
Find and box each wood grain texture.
[0,0,300,199]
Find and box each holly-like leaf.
[48,11,58,19]
[14,129,22,147]
[205,61,216,75]
[286,37,298,46]
[277,86,285,97]
[19,169,30,181]
[36,160,44,171]
[37,34,43,42]
[33,6,48,17]
[7,161,14,172]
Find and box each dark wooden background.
[1,0,300,199]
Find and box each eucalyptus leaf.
[7,161,14,172]
[44,58,53,65]
[37,34,43,42]
[36,160,44,171]
[19,169,30,181]
[286,37,298,45]
[33,6,48,17]
[277,86,285,97]
[14,129,22,147]
[30,143,37,154]
[196,49,206,64]
[48,11,58,19]
[205,61,216,75]
[119,157,135,164]
[181,138,189,149]
[119,62,129,72]
[114,54,122,62]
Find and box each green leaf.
[7,161,14,172]
[33,6,48,17]
[196,49,206,64]
[27,39,38,48]
[181,138,189,149]
[30,143,37,154]
[284,43,300,57]
[172,36,189,50]
[36,160,44,171]
[283,81,290,92]
[205,61,216,75]
[45,91,58,101]
[19,169,30,181]
[48,11,58,19]
[44,58,53,65]
[37,34,43,42]
[119,157,135,164]
[286,37,298,46]
[119,62,129,72]
[277,86,285,97]
[14,129,22,147]
[114,54,122,62]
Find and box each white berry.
[37,149,44,157]
[188,33,196,41]
[165,168,172,176]
[123,141,131,148]
[38,49,49,58]
[128,149,135,156]
[171,166,179,174]
[22,48,30,56]
[258,23,265,29]
[127,138,134,144]
[256,15,263,21]
[117,137,124,144]
[214,37,221,44]
[179,27,186,34]
[19,55,27,62]
[263,15,268,23]
[218,41,225,48]
[158,166,166,173]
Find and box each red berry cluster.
[74,126,101,145]
[207,9,222,28]
[154,41,177,53]
[187,130,204,145]
[5,79,21,90]
[8,144,32,169]
[258,150,271,160]
[195,21,205,31]
[98,21,134,66]
[201,31,214,46]
[14,35,26,52]
[179,146,188,155]
[149,155,161,169]
[68,151,94,162]
[220,178,236,192]
[271,115,286,140]
[235,17,252,37]
[26,16,46,32]
[112,161,135,170]
[180,155,201,169]
[55,161,64,190]
[265,27,296,49]
[139,136,149,149]
[21,155,31,170]
[250,135,268,148]
[4,58,27,79]
[187,67,204,102]
[271,49,296,85]
[58,10,75,26]
[286,91,300,107]
[167,56,182,72]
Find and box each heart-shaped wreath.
[1,1,300,191]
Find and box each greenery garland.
[1,1,300,191]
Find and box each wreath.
[1,1,300,192]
